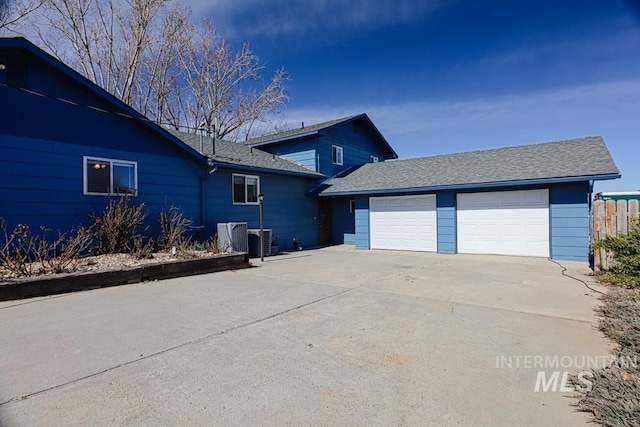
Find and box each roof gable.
[320,136,620,195]
[244,113,398,159]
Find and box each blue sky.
[189,0,640,192]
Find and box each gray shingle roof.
[320,136,620,195]
[242,114,362,146]
[169,130,324,177]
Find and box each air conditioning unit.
[217,222,248,253]
[248,229,272,257]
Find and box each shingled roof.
[242,113,398,159]
[169,130,324,178]
[243,115,361,146]
[319,136,620,195]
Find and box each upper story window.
[332,145,343,165]
[233,173,260,205]
[370,156,379,163]
[83,156,137,196]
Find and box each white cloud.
[184,0,452,39]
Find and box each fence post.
[617,200,628,235]
[593,200,605,272]
[630,199,639,221]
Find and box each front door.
[318,198,332,246]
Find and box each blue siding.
[318,137,385,177]
[204,169,319,251]
[254,139,318,172]
[354,195,370,249]
[550,182,590,261]
[0,134,202,239]
[330,197,355,244]
[280,149,316,170]
[249,120,390,177]
[436,191,457,254]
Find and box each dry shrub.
[573,289,640,425]
[91,197,148,254]
[158,205,195,250]
[0,219,94,277]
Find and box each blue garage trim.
[320,174,620,197]
[549,182,590,261]
[354,195,370,249]
[436,191,457,254]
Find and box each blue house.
[0,37,621,261]
[0,37,322,251]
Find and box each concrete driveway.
[0,246,610,426]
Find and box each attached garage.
[321,136,620,261]
[369,195,436,252]
[457,189,549,257]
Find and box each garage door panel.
[370,195,436,252]
[457,189,549,257]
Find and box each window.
[332,145,343,165]
[370,156,379,163]
[233,174,260,204]
[83,156,137,195]
[349,200,356,214]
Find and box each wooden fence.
[593,199,640,271]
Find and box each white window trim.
[83,156,138,196]
[370,156,379,163]
[332,145,343,165]
[232,173,260,205]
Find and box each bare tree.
[16,2,290,141]
[29,0,181,107]
[176,22,290,141]
[0,0,45,31]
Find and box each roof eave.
[210,161,324,179]
[318,173,622,197]
[245,130,321,147]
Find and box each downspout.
[202,157,218,228]
[315,137,320,172]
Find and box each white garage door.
[370,195,437,252]
[457,189,549,257]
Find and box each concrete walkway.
[0,246,610,426]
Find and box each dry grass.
[573,288,640,425]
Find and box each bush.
[158,205,195,250]
[0,219,94,277]
[594,218,640,287]
[91,197,148,254]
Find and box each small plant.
[594,218,640,288]
[204,234,225,255]
[131,236,155,260]
[0,221,46,277]
[158,205,195,250]
[91,197,148,254]
[42,226,95,273]
[0,219,94,277]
